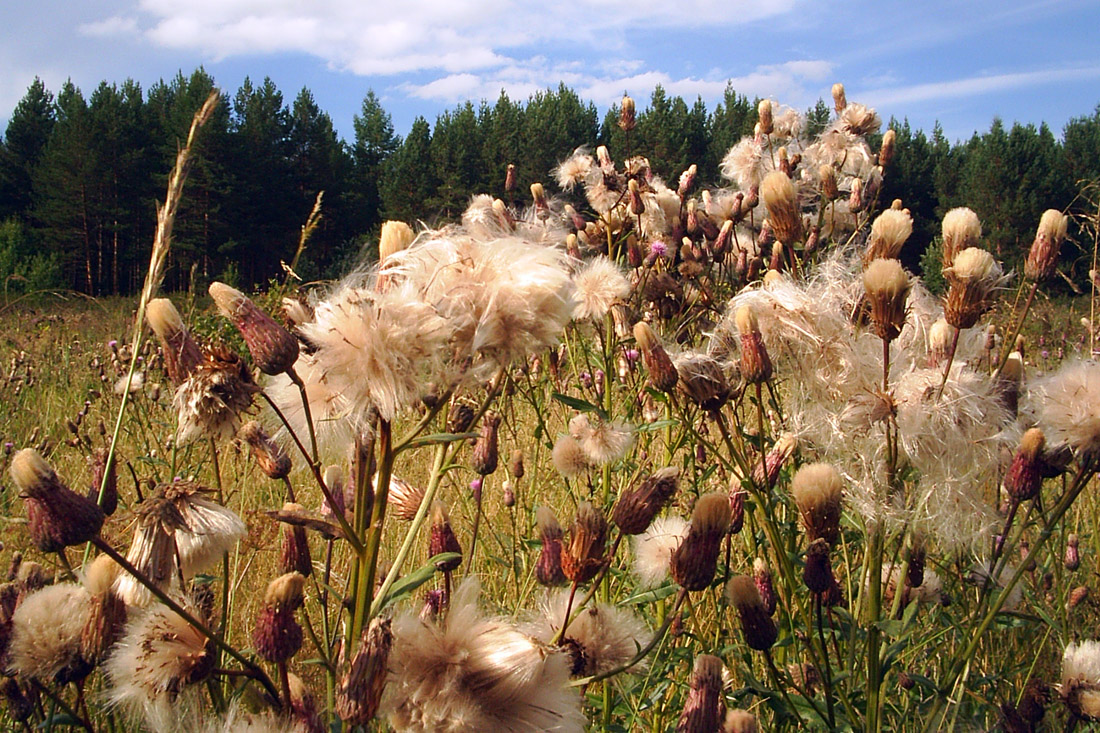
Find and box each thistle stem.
[351,419,393,647]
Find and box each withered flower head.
[726,575,778,651]
[209,282,299,376]
[612,467,679,535]
[757,99,774,135]
[536,506,567,587]
[735,305,773,384]
[618,95,636,132]
[724,709,759,733]
[80,555,127,666]
[278,504,313,577]
[12,449,105,552]
[1025,209,1069,283]
[674,352,735,412]
[174,344,258,445]
[750,432,798,489]
[634,322,679,392]
[87,447,118,516]
[878,129,897,167]
[337,616,392,727]
[803,538,835,594]
[863,258,910,342]
[790,462,844,546]
[941,207,982,267]
[388,476,427,521]
[239,421,291,480]
[671,494,731,592]
[752,557,777,616]
[429,501,463,572]
[1061,640,1100,721]
[943,247,1005,330]
[676,654,725,733]
[472,413,501,476]
[761,171,801,245]
[562,502,608,585]
[253,572,306,663]
[7,583,92,685]
[146,298,202,384]
[831,83,847,113]
[819,164,839,201]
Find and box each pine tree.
[0,78,56,221]
[349,90,399,236]
[380,116,437,226]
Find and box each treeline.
[0,67,1098,295]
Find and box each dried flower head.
[337,616,392,727]
[790,462,844,545]
[726,575,777,651]
[943,247,1006,330]
[105,599,214,726]
[277,504,313,577]
[735,305,773,384]
[552,434,590,478]
[1025,209,1069,282]
[536,506,567,587]
[472,413,501,476]
[1028,360,1100,462]
[380,220,416,263]
[863,258,910,342]
[209,282,299,376]
[631,515,689,588]
[724,709,759,733]
[239,421,291,480]
[175,344,258,445]
[7,583,92,684]
[941,207,982,267]
[389,476,427,521]
[761,171,802,245]
[572,257,630,321]
[568,413,635,466]
[253,572,306,663]
[11,449,105,552]
[676,655,725,733]
[1004,428,1045,503]
[383,579,584,732]
[674,352,735,411]
[613,466,679,535]
[525,591,648,677]
[671,494,731,591]
[554,148,594,192]
[1062,640,1100,721]
[429,501,463,572]
[840,103,881,135]
[562,502,608,585]
[864,209,913,264]
[831,83,847,113]
[634,322,679,392]
[146,298,202,384]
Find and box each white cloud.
[860,66,1100,107]
[78,15,139,38]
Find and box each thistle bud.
[757,99,773,135]
[612,467,679,535]
[502,481,515,507]
[727,574,778,651]
[863,258,910,342]
[930,319,957,365]
[728,489,746,535]
[803,538,835,594]
[629,179,645,216]
[671,494,731,591]
[209,282,299,376]
[1066,534,1081,571]
[676,655,724,733]
[678,164,697,197]
[447,402,475,434]
[504,163,517,193]
[379,221,415,264]
[618,95,637,132]
[87,447,118,516]
[713,220,733,256]
[429,502,463,572]
[240,421,292,480]
[760,171,801,245]
[253,572,306,663]
[561,502,607,584]
[12,449,104,551]
[471,413,501,476]
[337,617,392,726]
[279,504,313,577]
[1025,209,1068,282]
[723,709,759,733]
[943,247,1004,330]
[1068,585,1090,609]
[819,165,839,201]
[535,506,567,587]
[941,207,981,267]
[1004,428,1045,503]
[146,298,203,384]
[1,679,31,723]
[832,83,847,113]
[769,241,784,272]
[791,463,844,546]
[878,129,896,168]
[530,182,547,211]
[752,557,777,616]
[848,177,864,213]
[736,305,773,384]
[633,322,679,392]
[751,433,798,489]
[510,449,525,479]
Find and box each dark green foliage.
[0,70,1095,295]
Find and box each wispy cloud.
[860,66,1100,107]
[79,15,139,38]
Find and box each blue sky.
[3,0,1099,146]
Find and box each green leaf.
[619,584,679,605]
[634,419,677,433]
[374,553,461,610]
[551,392,607,419]
[401,432,476,450]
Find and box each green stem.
[351,419,393,646]
[994,281,1039,377]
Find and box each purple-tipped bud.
[12,450,104,551]
[727,575,778,651]
[429,502,463,572]
[336,617,392,726]
[253,573,306,663]
[209,282,299,376]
